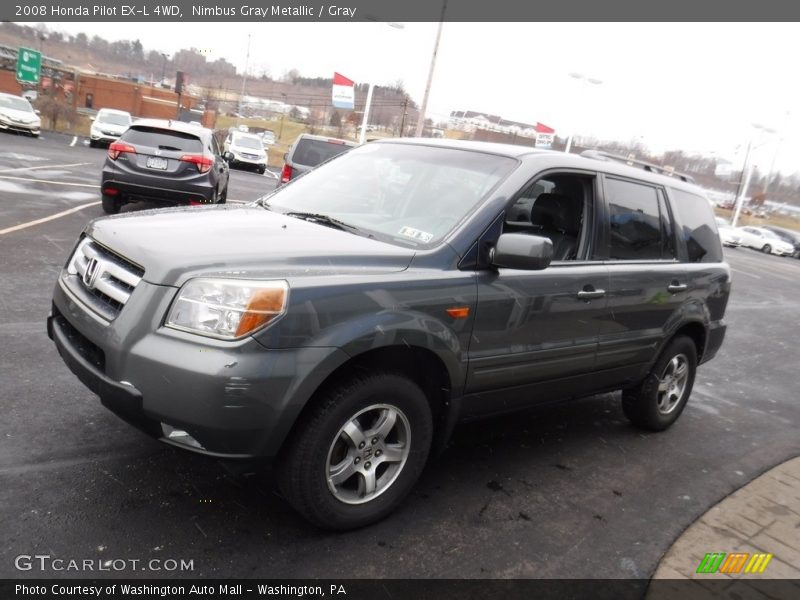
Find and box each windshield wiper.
[284,212,360,233]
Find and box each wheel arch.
[277,344,456,460]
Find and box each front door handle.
[667,283,688,293]
[577,288,606,300]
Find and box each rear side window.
[669,189,723,263]
[292,139,351,166]
[605,178,669,260]
[121,127,203,153]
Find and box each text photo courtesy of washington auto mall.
[1,2,800,599]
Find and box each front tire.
[101,194,120,214]
[277,371,433,530]
[762,244,772,254]
[622,335,697,432]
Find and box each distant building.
[449,110,555,144]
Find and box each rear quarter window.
[121,127,203,153]
[669,188,723,263]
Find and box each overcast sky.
[46,21,800,175]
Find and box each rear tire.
[622,335,697,432]
[89,139,97,148]
[101,194,120,214]
[762,244,772,254]
[277,371,433,530]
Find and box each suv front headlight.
[166,278,289,339]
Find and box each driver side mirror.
[222,151,234,162]
[490,233,553,270]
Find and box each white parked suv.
[89,109,132,147]
[735,226,795,256]
[223,131,268,174]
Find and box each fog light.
[161,423,205,450]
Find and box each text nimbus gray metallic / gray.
[191,4,358,18]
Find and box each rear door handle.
[667,283,688,293]
[577,289,606,300]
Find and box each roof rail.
[580,150,695,183]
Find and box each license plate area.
[146,156,168,170]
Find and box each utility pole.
[399,97,408,137]
[415,0,447,137]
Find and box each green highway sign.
[16,47,41,84]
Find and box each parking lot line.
[0,174,99,188]
[0,162,90,174]
[0,201,100,236]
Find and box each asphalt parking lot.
[1,131,799,580]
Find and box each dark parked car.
[49,140,730,530]
[762,225,800,258]
[100,119,230,214]
[279,133,356,185]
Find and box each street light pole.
[414,0,447,137]
[731,124,775,228]
[564,72,602,153]
[357,22,404,143]
[358,83,375,145]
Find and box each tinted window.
[669,188,723,263]
[121,127,203,153]
[606,178,665,260]
[292,138,352,166]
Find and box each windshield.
[265,143,518,247]
[98,112,131,126]
[0,95,33,112]
[234,135,263,150]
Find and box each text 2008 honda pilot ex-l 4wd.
[48,140,730,530]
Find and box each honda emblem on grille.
[83,257,101,289]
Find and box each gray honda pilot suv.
[48,139,730,530]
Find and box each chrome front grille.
[63,238,144,320]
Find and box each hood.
[94,121,127,133]
[86,205,415,286]
[0,107,39,124]
[232,143,266,156]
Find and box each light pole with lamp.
[761,110,790,197]
[731,123,776,228]
[358,22,405,145]
[563,72,602,154]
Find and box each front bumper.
[49,278,347,459]
[230,154,267,167]
[91,131,122,143]
[0,120,40,135]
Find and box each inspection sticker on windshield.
[398,226,434,243]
